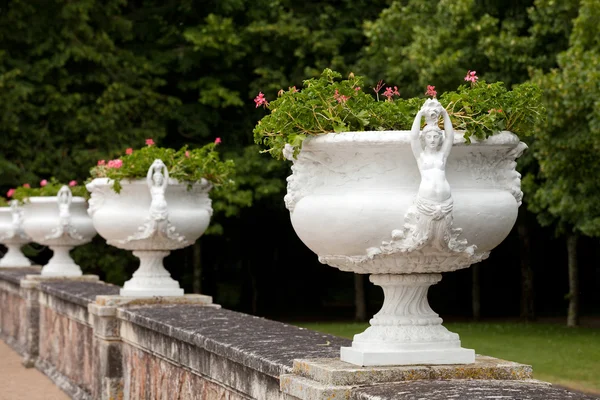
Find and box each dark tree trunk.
[193,241,202,294]
[567,233,579,327]
[518,208,535,320]
[354,274,367,322]
[472,263,481,321]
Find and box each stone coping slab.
[0,266,41,284]
[118,304,351,378]
[351,379,599,400]
[38,280,120,307]
[90,294,216,317]
[293,355,532,386]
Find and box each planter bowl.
[86,160,212,297]
[22,188,96,276]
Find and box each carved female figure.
[147,159,169,221]
[401,99,460,252]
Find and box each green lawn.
[293,321,600,395]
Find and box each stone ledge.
[293,355,532,386]
[117,305,350,378]
[21,274,100,290]
[38,279,120,307]
[350,379,598,400]
[0,266,41,284]
[90,293,216,317]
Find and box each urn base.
[340,273,476,366]
[0,244,32,267]
[41,245,83,277]
[119,250,184,297]
[119,287,184,297]
[341,345,475,366]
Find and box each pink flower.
[97,160,106,166]
[214,137,222,145]
[277,89,284,97]
[145,138,155,146]
[125,148,133,155]
[289,86,298,93]
[107,159,123,169]
[382,86,400,101]
[40,179,48,187]
[23,183,30,188]
[425,85,437,97]
[334,89,350,104]
[69,180,77,187]
[464,70,478,83]
[7,189,15,198]
[254,92,269,108]
[185,150,190,158]
[355,87,361,91]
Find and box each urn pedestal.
[86,159,213,297]
[21,187,96,276]
[285,129,526,366]
[0,202,32,267]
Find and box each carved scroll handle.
[283,144,296,162]
[146,159,170,222]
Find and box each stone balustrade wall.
[0,267,596,400]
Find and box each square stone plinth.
[281,355,533,400]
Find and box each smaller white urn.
[86,159,213,297]
[22,186,97,276]
[0,201,33,267]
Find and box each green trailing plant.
[0,197,10,207]
[253,69,545,159]
[10,178,89,202]
[88,138,236,193]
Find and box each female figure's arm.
[440,108,454,159]
[410,109,423,159]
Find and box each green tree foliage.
[357,0,579,96]
[527,0,600,236]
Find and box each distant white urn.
[22,186,97,276]
[86,159,213,297]
[0,201,33,267]
[285,101,527,366]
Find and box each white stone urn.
[22,186,97,276]
[0,201,33,267]
[285,100,527,366]
[86,159,213,297]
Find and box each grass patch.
[293,321,600,395]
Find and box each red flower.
[185,150,190,158]
[125,148,133,155]
[145,138,155,146]
[382,86,400,101]
[425,85,437,97]
[7,188,15,198]
[69,180,77,187]
[107,159,123,169]
[23,183,31,188]
[214,137,222,145]
[254,92,269,108]
[464,70,478,83]
[40,179,48,187]
[97,160,106,166]
[333,89,350,104]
